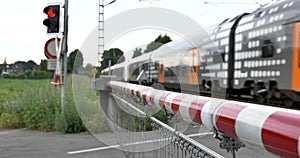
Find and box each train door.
[158,64,164,83]
[188,49,199,85]
[292,22,300,90]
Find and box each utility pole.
[98,0,117,66]
[62,0,69,113]
[98,0,104,66]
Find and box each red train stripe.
[262,111,300,158]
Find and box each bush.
[56,100,86,133]
[0,113,24,129]
[21,88,60,131]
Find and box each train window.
[261,39,274,58]
[165,68,175,77]
[190,66,197,73]
[213,48,226,63]
[255,11,264,18]
[143,63,149,71]
[154,62,159,70]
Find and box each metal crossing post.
[61,0,69,113]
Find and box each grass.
[0,79,55,130]
[0,79,49,104]
[0,78,96,133]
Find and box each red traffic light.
[43,7,56,18]
[43,4,60,34]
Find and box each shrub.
[0,113,24,129]
[56,100,86,133]
[21,88,60,131]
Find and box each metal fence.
[111,93,224,158]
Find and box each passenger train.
[102,0,300,107]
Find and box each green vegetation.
[144,34,172,53]
[0,78,101,133]
[72,75,111,133]
[99,48,125,71]
[68,49,84,73]
[3,70,53,79]
[132,47,143,58]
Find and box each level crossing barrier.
[92,77,300,158]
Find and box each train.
[102,0,300,107]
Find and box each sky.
[0,0,272,65]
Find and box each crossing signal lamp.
[43,4,61,34]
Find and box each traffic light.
[43,4,61,34]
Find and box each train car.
[106,0,300,106]
[103,61,127,81]
[199,0,300,105]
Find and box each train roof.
[106,0,300,70]
[238,0,300,25]
[102,61,126,73]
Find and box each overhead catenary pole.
[62,0,69,113]
[98,0,104,66]
[98,0,117,67]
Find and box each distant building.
[0,59,40,77]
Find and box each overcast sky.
[0,0,272,65]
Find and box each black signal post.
[43,5,60,34]
[42,2,67,113]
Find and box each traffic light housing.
[43,5,61,34]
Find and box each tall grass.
[0,78,87,133]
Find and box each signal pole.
[62,0,69,113]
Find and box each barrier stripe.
[149,90,156,106]
[235,105,277,149]
[215,101,247,139]
[262,111,300,158]
[179,95,199,123]
[159,91,171,109]
[165,93,184,115]
[189,96,210,124]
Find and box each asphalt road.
[0,129,126,158]
[0,128,279,158]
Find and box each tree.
[68,49,84,73]
[14,60,37,71]
[85,63,94,70]
[144,34,172,53]
[132,48,143,58]
[40,59,47,71]
[100,48,125,71]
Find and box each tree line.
[100,34,171,71]
[1,49,85,79]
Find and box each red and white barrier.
[108,81,300,158]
